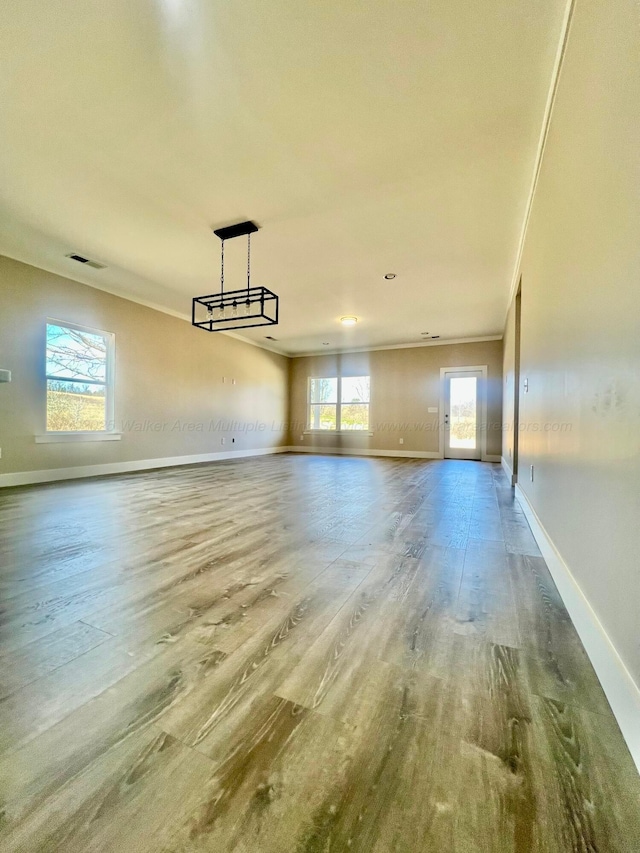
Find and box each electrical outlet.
[300,435,304,441]
[530,464,534,482]
[221,437,226,445]
[232,378,236,385]
[399,438,404,445]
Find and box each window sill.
[35,433,122,444]
[303,430,373,437]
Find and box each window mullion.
[45,376,107,387]
[336,376,341,431]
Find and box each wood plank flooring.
[0,455,638,852]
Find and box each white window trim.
[43,318,117,438]
[304,430,374,436]
[35,432,122,443]
[307,375,371,433]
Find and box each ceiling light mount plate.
[213,220,259,241]
[384,273,396,280]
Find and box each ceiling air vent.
[264,335,278,341]
[66,253,106,270]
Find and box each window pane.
[309,404,337,430]
[449,377,477,449]
[340,403,369,430]
[341,376,370,403]
[309,378,337,404]
[47,380,106,431]
[46,323,108,382]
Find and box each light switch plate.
[428,407,438,413]
[0,369,11,383]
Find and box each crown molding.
[506,0,576,315]
[0,251,288,358]
[1,254,504,361]
[292,335,503,359]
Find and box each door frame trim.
[439,365,489,461]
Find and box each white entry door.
[443,369,483,460]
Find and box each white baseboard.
[501,454,514,483]
[515,483,640,774]
[290,446,502,462]
[0,445,501,487]
[0,446,289,488]
[288,445,441,460]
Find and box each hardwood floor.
[0,455,638,852]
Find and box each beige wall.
[289,340,503,457]
[502,294,518,477]
[0,256,289,475]
[503,0,640,683]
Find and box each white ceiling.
[0,0,566,356]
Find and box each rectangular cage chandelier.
[192,220,279,332]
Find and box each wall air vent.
[66,253,106,270]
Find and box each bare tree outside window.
[46,323,114,431]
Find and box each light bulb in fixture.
[244,299,251,317]
[231,301,238,318]
[340,316,357,326]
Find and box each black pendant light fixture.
[192,221,279,332]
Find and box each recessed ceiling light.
[340,316,357,326]
[322,342,330,346]
[384,273,396,280]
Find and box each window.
[308,375,370,431]
[46,321,115,432]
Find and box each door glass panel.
[449,377,477,449]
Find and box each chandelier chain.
[247,233,251,294]
[220,239,225,295]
